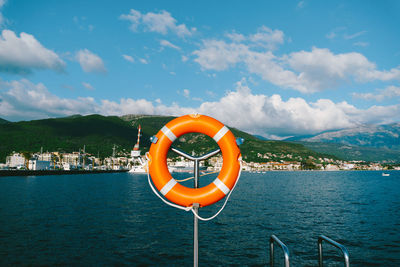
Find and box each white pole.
[169,147,221,267]
[193,159,199,267]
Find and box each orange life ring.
[148,114,241,207]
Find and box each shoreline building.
[6,153,26,169]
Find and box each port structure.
[131,125,141,158]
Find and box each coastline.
[0,169,128,177]
[1,169,395,177]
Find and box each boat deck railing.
[269,234,350,267]
[270,235,290,267]
[318,235,350,267]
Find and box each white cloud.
[206,90,216,98]
[344,30,367,40]
[244,50,308,92]
[192,97,203,102]
[183,89,190,98]
[0,0,6,27]
[122,54,134,63]
[353,85,400,101]
[225,32,246,43]
[297,1,305,9]
[286,47,375,90]
[326,32,336,39]
[353,42,369,47]
[193,38,400,93]
[193,80,400,136]
[327,28,367,41]
[249,26,284,50]
[193,39,307,91]
[224,26,284,50]
[120,9,195,37]
[73,16,94,32]
[139,58,148,64]
[82,82,94,90]
[0,30,65,74]
[181,55,189,62]
[119,9,141,31]
[160,39,180,50]
[352,92,379,101]
[76,49,106,73]
[283,47,400,91]
[356,66,400,82]
[193,40,248,71]
[0,79,97,120]
[325,27,346,40]
[177,88,202,101]
[194,80,354,136]
[2,78,399,138]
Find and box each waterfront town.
[1,148,399,172]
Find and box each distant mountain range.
[292,123,400,149]
[0,114,334,164]
[1,114,399,163]
[287,123,400,163]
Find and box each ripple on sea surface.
[0,171,399,266]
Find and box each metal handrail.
[171,147,220,161]
[318,235,350,267]
[170,147,220,267]
[270,235,290,267]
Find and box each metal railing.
[269,235,290,267]
[171,147,220,267]
[318,235,350,267]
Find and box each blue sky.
[0,0,399,138]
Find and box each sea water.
[0,171,399,266]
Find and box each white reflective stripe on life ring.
[161,126,177,142]
[160,178,177,195]
[213,126,229,143]
[213,177,230,195]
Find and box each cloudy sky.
[0,0,399,138]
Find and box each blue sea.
[0,171,399,266]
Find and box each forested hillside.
[1,114,337,163]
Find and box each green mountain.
[1,114,337,163]
[296,141,400,163]
[0,115,141,162]
[121,115,336,163]
[0,118,10,124]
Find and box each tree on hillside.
[301,158,317,170]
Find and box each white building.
[325,164,340,171]
[61,152,81,167]
[62,162,71,171]
[207,156,222,171]
[28,160,51,170]
[0,163,8,169]
[342,163,355,170]
[6,153,26,168]
[35,152,53,162]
